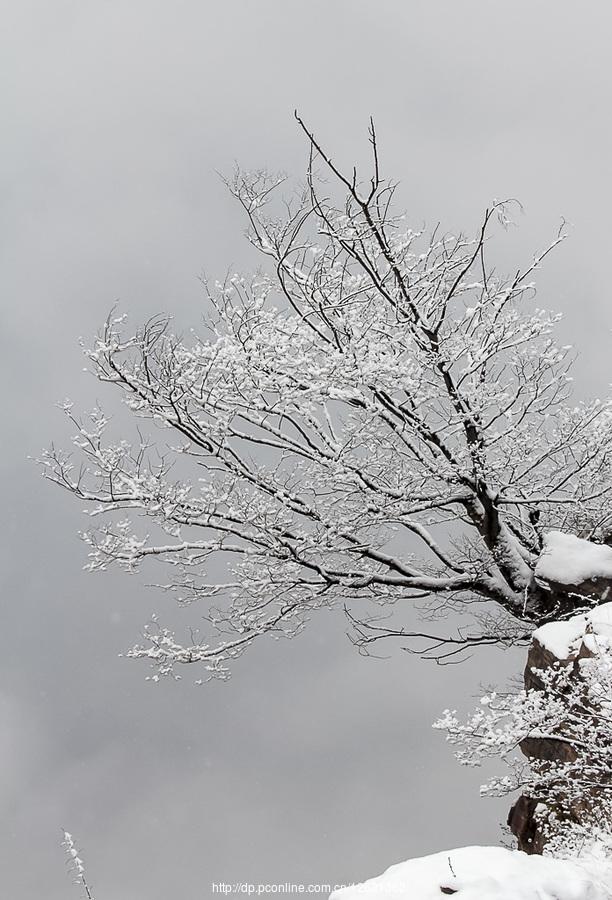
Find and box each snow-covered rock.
[535,533,612,588]
[531,533,612,619]
[330,845,612,900]
[509,602,612,852]
[532,601,612,662]
[527,532,612,622]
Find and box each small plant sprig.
[61,830,96,900]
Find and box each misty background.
[2,2,612,898]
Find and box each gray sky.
[2,2,612,897]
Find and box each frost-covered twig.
[61,831,96,900]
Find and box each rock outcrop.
[509,561,612,853]
[528,531,612,619]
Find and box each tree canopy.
[43,119,612,680]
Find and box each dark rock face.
[528,574,612,621]
[523,636,570,693]
[521,637,580,768]
[507,796,547,856]
[510,646,581,853]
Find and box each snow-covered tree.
[42,119,612,681]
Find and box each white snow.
[533,615,587,660]
[535,532,612,587]
[330,845,612,900]
[533,602,612,660]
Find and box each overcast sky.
[3,2,612,898]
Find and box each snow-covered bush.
[435,605,612,854]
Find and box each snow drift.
[330,845,612,899]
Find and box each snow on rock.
[535,532,612,589]
[532,602,612,661]
[330,845,612,900]
[532,616,586,661]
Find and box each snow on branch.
[41,121,612,679]
[61,831,96,900]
